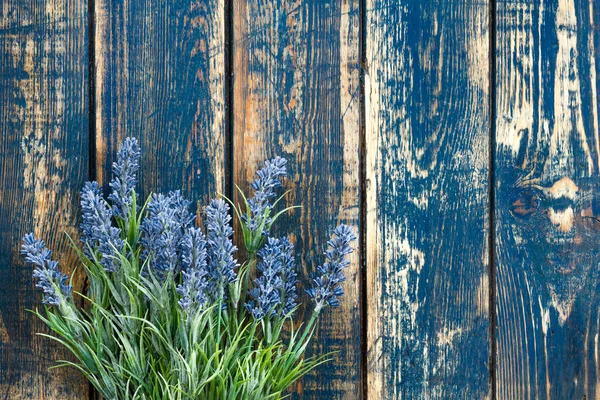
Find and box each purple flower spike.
[306,224,356,310]
[205,199,238,303]
[242,157,287,244]
[108,137,141,227]
[245,236,298,320]
[177,227,210,312]
[81,181,125,272]
[21,234,72,306]
[140,191,194,276]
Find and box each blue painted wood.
[4,1,600,398]
[94,0,226,207]
[495,0,600,398]
[0,0,90,397]
[365,1,491,398]
[233,1,362,398]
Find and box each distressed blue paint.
[0,0,90,397]
[367,0,491,398]
[496,0,600,398]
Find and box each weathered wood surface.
[0,0,91,398]
[94,0,226,205]
[232,1,362,398]
[495,0,600,398]
[5,0,600,398]
[365,0,491,398]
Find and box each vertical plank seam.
[87,0,98,398]
[488,0,498,398]
[224,0,234,202]
[359,0,368,398]
[88,0,97,183]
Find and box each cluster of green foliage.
[23,142,355,399]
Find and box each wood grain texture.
[0,0,90,398]
[94,0,226,205]
[232,0,361,398]
[495,0,600,398]
[365,1,491,398]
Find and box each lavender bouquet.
[21,138,356,399]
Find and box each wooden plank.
[232,1,361,398]
[365,1,491,398]
[0,0,90,398]
[495,0,600,397]
[94,0,226,205]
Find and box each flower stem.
[295,304,323,353]
[239,251,256,319]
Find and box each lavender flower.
[170,190,196,229]
[205,199,238,303]
[306,224,356,309]
[242,157,287,249]
[277,237,298,316]
[246,239,284,320]
[245,236,298,320]
[177,227,209,312]
[108,137,141,227]
[140,191,194,276]
[21,234,71,306]
[81,181,125,272]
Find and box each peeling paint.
[437,327,463,347]
[548,207,575,232]
[0,312,9,343]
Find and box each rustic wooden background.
[1,0,599,398]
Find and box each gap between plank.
[224,0,234,203]
[488,0,498,398]
[359,0,368,398]
[87,0,98,398]
[88,0,97,184]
